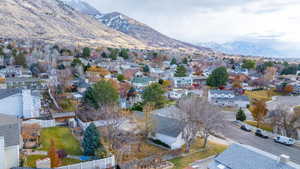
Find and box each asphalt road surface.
[220,121,300,164]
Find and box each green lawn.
[245,120,273,132]
[25,155,47,168]
[170,140,228,169]
[24,155,81,168]
[39,127,83,155]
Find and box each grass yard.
[170,139,228,169]
[114,141,168,163]
[24,155,81,168]
[245,120,273,132]
[244,90,275,102]
[38,127,83,155]
[24,155,47,168]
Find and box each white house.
[134,111,186,150]
[208,90,249,108]
[168,89,188,100]
[151,114,186,150]
[0,114,20,169]
[0,89,41,119]
[173,76,193,88]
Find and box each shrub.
[236,108,247,121]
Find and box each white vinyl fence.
[56,156,115,169]
[22,119,56,128]
[77,118,122,130]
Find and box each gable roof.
[0,88,22,100]
[153,114,185,138]
[134,111,185,138]
[209,144,300,169]
[0,114,20,147]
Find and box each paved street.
[220,121,300,164]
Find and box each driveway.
[220,121,300,164]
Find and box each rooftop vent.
[217,164,226,169]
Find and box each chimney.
[279,154,290,163]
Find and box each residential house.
[0,114,20,169]
[0,66,22,78]
[173,76,193,88]
[5,77,47,90]
[21,123,41,149]
[132,76,156,90]
[134,111,185,150]
[151,115,185,150]
[208,90,250,108]
[208,143,300,169]
[0,89,42,119]
[168,89,188,100]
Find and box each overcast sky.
[85,0,300,45]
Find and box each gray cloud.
[85,0,300,50]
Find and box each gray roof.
[234,96,250,102]
[0,114,20,147]
[135,111,185,138]
[0,88,22,100]
[153,115,185,137]
[210,90,235,95]
[209,144,300,169]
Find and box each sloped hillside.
[0,0,148,49]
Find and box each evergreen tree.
[109,48,119,60]
[174,65,187,77]
[119,49,129,59]
[82,123,102,156]
[207,67,228,87]
[101,52,108,58]
[236,108,246,121]
[170,58,177,65]
[82,47,91,58]
[182,57,188,64]
[142,83,166,108]
[143,65,150,73]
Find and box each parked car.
[255,129,269,139]
[240,124,251,132]
[274,136,295,146]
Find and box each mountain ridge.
[62,0,210,52]
[0,0,150,49]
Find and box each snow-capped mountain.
[62,0,209,51]
[199,40,285,58]
[97,12,209,50]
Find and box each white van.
[274,136,295,146]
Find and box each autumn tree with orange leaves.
[284,85,294,94]
[48,139,61,168]
[251,100,268,128]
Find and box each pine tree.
[170,58,177,65]
[48,139,60,168]
[82,123,102,156]
[174,65,187,77]
[236,108,246,121]
[82,47,91,58]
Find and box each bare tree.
[270,106,300,139]
[177,96,225,152]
